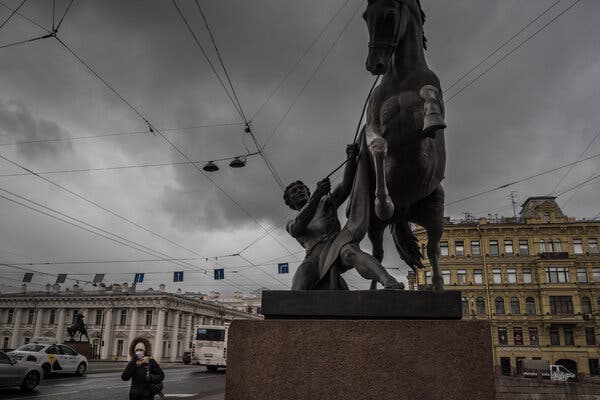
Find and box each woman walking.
[121,337,165,399]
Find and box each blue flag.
[134,273,145,283]
[174,271,184,282]
[278,263,289,274]
[214,268,224,280]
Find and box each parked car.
[8,342,87,378]
[0,350,43,392]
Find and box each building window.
[471,240,480,256]
[425,271,432,285]
[421,244,427,259]
[27,309,34,325]
[457,269,467,285]
[582,297,592,314]
[489,240,499,256]
[593,268,600,283]
[461,297,469,314]
[549,296,574,315]
[522,268,532,283]
[473,269,483,284]
[547,240,554,253]
[495,297,505,315]
[525,297,536,316]
[519,240,529,255]
[586,328,597,346]
[476,297,485,315]
[441,270,451,285]
[7,309,13,324]
[529,327,539,345]
[455,241,464,256]
[540,240,545,253]
[492,269,502,284]
[589,238,599,254]
[574,239,583,254]
[145,309,153,326]
[95,310,103,326]
[513,327,523,345]
[2,337,8,350]
[550,328,560,346]
[119,310,127,326]
[563,327,574,346]
[498,327,508,345]
[589,359,600,376]
[507,268,517,284]
[116,339,124,356]
[504,240,514,255]
[546,267,569,283]
[510,297,521,315]
[577,268,588,283]
[555,240,562,252]
[544,212,551,223]
[440,241,449,257]
[23,337,30,345]
[49,309,56,325]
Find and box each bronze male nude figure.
[284,143,402,290]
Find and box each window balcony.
[539,252,569,259]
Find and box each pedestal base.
[63,341,93,359]
[225,320,494,400]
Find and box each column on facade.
[153,308,166,362]
[100,309,113,360]
[55,309,66,343]
[170,312,180,361]
[9,308,23,349]
[33,309,44,338]
[183,313,192,352]
[127,308,138,361]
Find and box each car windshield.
[16,344,45,352]
[196,328,225,341]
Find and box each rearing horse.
[362,0,445,291]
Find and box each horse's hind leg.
[367,219,386,289]
[410,186,445,292]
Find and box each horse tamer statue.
[67,313,89,342]
[285,0,446,291]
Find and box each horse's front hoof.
[374,196,394,220]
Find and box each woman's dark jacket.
[121,336,164,400]
[121,358,164,400]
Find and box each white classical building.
[0,283,260,361]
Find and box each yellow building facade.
[408,197,600,378]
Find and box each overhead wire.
[445,0,582,104]
[550,129,600,194]
[0,0,51,33]
[0,0,27,32]
[249,0,353,121]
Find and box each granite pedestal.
[63,341,93,359]
[225,290,495,400]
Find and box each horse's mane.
[416,0,427,50]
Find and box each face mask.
[135,350,145,359]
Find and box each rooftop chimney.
[52,283,60,293]
[45,283,51,292]
[159,284,166,292]
[21,284,27,293]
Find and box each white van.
[550,364,576,382]
[191,325,228,372]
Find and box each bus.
[191,324,228,372]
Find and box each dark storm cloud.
[1,0,599,292]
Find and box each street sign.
[134,273,145,283]
[277,263,289,274]
[214,268,224,280]
[174,271,184,282]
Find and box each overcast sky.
[0,0,598,295]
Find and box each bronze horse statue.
[67,313,89,342]
[359,0,446,291]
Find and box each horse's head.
[363,0,424,75]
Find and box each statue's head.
[284,181,310,211]
[363,0,426,75]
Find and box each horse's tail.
[391,221,424,272]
